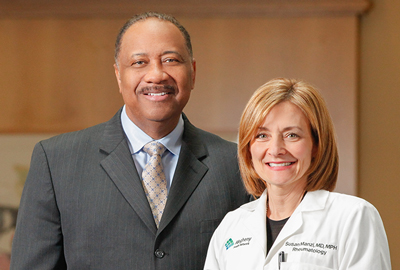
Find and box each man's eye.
[132,61,145,65]
[164,58,179,63]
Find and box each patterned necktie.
[141,141,168,228]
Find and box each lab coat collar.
[266,190,330,262]
[240,189,330,263]
[297,190,329,212]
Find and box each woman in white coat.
[204,78,391,270]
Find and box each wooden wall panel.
[0,19,125,132]
[0,0,369,195]
[182,16,358,194]
[0,0,370,18]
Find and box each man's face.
[114,18,196,136]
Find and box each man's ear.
[113,63,122,93]
[191,59,196,89]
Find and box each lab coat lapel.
[266,190,328,261]
[243,191,268,256]
[99,110,157,234]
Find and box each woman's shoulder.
[309,190,380,216]
[215,197,264,230]
[224,199,259,219]
[328,191,373,207]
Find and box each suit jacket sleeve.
[11,142,66,269]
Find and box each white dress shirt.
[121,105,183,191]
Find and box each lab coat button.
[154,249,165,258]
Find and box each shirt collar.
[121,105,183,155]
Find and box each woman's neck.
[266,183,306,221]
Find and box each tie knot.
[143,141,166,156]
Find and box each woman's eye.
[256,133,268,139]
[287,133,299,139]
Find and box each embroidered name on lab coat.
[285,241,338,256]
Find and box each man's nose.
[144,62,168,83]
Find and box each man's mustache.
[138,85,176,94]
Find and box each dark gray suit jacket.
[11,109,249,270]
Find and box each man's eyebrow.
[163,50,180,55]
[129,51,184,58]
[130,53,147,58]
[162,50,186,59]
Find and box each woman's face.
[249,101,315,191]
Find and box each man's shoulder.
[183,115,237,149]
[195,128,236,146]
[184,126,238,160]
[42,121,107,146]
[39,110,121,151]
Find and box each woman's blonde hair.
[238,78,338,197]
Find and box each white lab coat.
[204,190,391,270]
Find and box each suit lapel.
[158,115,209,233]
[98,112,212,234]
[99,109,157,234]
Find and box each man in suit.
[10,12,249,269]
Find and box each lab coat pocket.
[281,262,333,270]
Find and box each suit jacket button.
[154,249,165,258]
